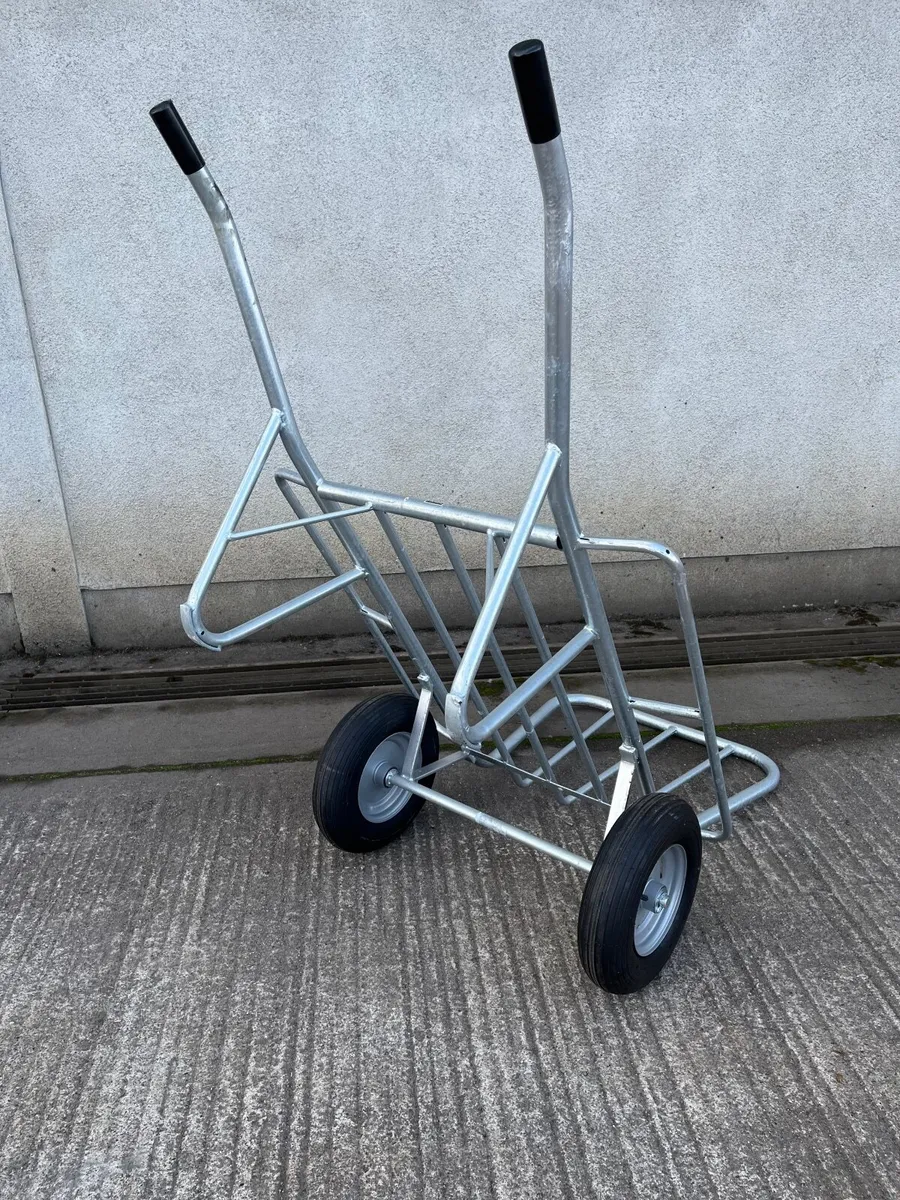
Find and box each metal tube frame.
[172,130,779,870]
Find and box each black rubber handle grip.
[150,100,205,175]
[508,39,560,144]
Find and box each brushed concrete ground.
[0,716,899,1198]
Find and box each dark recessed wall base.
[66,545,900,653]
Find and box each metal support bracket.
[402,677,434,781]
[179,408,369,650]
[603,748,639,837]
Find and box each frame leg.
[604,752,638,837]
[402,677,435,780]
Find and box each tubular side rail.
[316,479,563,549]
[576,533,733,833]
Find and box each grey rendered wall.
[0,1,898,654]
[0,153,88,655]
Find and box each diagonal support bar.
[604,753,637,837]
[445,442,561,744]
[464,624,596,745]
[179,409,368,651]
[436,524,555,782]
[395,774,594,873]
[402,681,434,780]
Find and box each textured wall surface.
[1,1,898,648]
[0,154,89,652]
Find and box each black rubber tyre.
[312,693,439,853]
[578,791,701,993]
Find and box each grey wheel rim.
[358,733,421,823]
[634,844,688,957]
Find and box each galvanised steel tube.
[534,136,574,475]
[531,134,655,794]
[465,623,596,744]
[508,44,655,796]
[274,472,418,698]
[195,567,366,648]
[578,534,734,833]
[434,524,553,778]
[395,775,594,874]
[444,441,561,744]
[190,152,540,697]
[184,166,445,684]
[178,420,364,646]
[504,549,608,802]
[152,103,501,694]
[374,511,519,767]
[316,479,562,550]
[185,407,284,609]
[562,693,781,837]
[189,167,323,492]
[146,101,431,682]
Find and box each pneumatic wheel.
[312,693,439,853]
[578,791,702,993]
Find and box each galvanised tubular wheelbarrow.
[150,40,779,993]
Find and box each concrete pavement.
[0,696,899,1197]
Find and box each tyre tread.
[578,791,701,993]
[312,693,438,853]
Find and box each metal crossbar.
[229,503,373,541]
[375,510,517,765]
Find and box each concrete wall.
[1,1,898,654]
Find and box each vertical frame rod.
[436,524,556,782]
[530,134,655,798]
[375,511,517,764]
[500,536,607,802]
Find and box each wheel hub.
[371,761,395,789]
[634,843,688,957]
[642,878,670,914]
[358,733,422,823]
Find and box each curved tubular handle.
[150,99,205,174]
[508,39,560,144]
